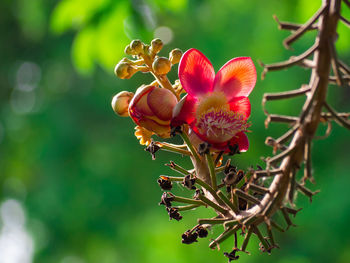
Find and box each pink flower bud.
[128,85,178,138]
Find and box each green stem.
[196,193,228,215]
[234,189,261,206]
[173,196,205,206]
[252,225,271,252]
[223,219,240,228]
[157,142,191,156]
[205,153,217,190]
[198,217,228,225]
[174,204,200,211]
[231,187,239,211]
[165,176,183,182]
[215,166,226,173]
[209,225,240,249]
[241,226,253,252]
[165,161,191,176]
[179,132,201,164]
[195,178,225,206]
[217,190,238,213]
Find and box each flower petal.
[179,49,215,97]
[228,96,251,119]
[147,87,178,121]
[213,57,256,100]
[171,94,197,127]
[228,132,249,152]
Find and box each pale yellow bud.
[114,62,138,79]
[130,40,144,54]
[152,57,171,75]
[169,48,183,64]
[150,38,163,54]
[111,91,134,117]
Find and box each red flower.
[172,49,256,152]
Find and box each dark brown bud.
[196,226,208,238]
[182,175,196,190]
[224,164,237,175]
[228,143,240,156]
[223,249,240,261]
[198,142,211,156]
[170,126,182,137]
[167,207,182,221]
[181,230,198,244]
[145,141,160,160]
[159,192,174,207]
[157,176,173,190]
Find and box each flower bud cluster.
[112,38,183,144]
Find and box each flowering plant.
[110,2,350,257]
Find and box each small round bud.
[150,38,163,54]
[152,57,171,75]
[124,45,133,55]
[130,39,144,54]
[114,62,137,79]
[111,91,134,117]
[169,48,183,64]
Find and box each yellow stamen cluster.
[134,126,154,146]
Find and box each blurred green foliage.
[0,0,349,262]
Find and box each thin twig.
[340,15,350,27]
[265,114,298,128]
[303,137,315,184]
[324,102,350,129]
[328,39,344,86]
[273,15,318,31]
[344,0,350,9]
[283,3,328,49]
[260,43,319,79]
[338,60,350,75]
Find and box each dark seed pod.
[158,176,173,190]
[159,192,174,207]
[181,230,198,244]
[196,226,208,238]
[182,175,196,190]
[198,142,211,156]
[145,141,160,160]
[167,207,182,221]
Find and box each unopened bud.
[150,38,163,54]
[130,40,144,54]
[114,62,138,79]
[152,57,171,75]
[124,45,133,55]
[111,91,134,117]
[169,48,183,64]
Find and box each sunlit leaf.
[72,27,96,74]
[50,0,111,33]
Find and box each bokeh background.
[0,0,350,262]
